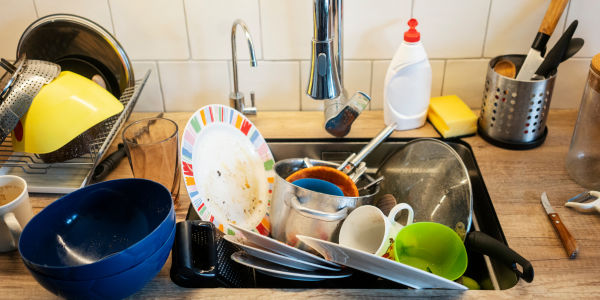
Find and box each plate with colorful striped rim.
[181,104,275,237]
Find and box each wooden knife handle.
[539,0,569,35]
[547,213,579,259]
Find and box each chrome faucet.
[307,0,370,138]
[230,19,258,115]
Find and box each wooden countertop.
[2,110,598,299]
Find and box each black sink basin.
[187,138,519,290]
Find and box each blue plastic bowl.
[292,178,345,196]
[24,224,175,300]
[19,178,175,280]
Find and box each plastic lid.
[404,18,420,42]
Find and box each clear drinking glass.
[566,65,600,189]
[122,118,181,208]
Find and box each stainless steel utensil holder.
[0,71,149,193]
[478,55,556,150]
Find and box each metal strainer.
[375,139,473,237]
[0,54,61,143]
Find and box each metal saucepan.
[376,139,534,283]
[270,159,380,253]
[285,123,397,198]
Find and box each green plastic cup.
[394,222,468,281]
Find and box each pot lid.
[16,14,134,99]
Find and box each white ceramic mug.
[339,203,414,260]
[0,176,32,252]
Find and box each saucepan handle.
[286,193,348,222]
[466,231,534,283]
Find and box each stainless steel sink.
[187,138,520,290]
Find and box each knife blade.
[516,0,570,80]
[541,192,578,259]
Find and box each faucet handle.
[250,91,255,108]
[242,91,257,115]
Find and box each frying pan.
[375,139,534,283]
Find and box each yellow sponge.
[428,95,478,138]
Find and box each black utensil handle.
[466,231,534,283]
[92,143,127,180]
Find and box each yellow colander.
[12,71,124,154]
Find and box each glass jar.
[566,55,600,189]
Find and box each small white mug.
[339,203,414,260]
[0,176,32,252]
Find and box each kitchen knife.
[516,0,570,80]
[531,20,578,80]
[541,192,579,259]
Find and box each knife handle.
[539,0,569,36]
[547,213,579,259]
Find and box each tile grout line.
[480,0,494,59]
[31,0,39,19]
[411,0,414,18]
[105,0,116,35]
[154,61,167,113]
[258,0,266,60]
[562,1,572,33]
[180,0,193,60]
[439,59,447,96]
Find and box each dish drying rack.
[0,71,150,193]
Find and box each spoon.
[493,60,516,79]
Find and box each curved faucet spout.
[230,19,258,115]
[231,19,257,94]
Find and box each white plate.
[229,222,340,268]
[231,251,352,282]
[181,105,275,236]
[297,235,468,290]
[223,235,341,272]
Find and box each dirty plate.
[181,105,275,236]
[231,251,351,282]
[223,235,340,272]
[229,222,340,268]
[297,235,467,290]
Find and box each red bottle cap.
[404,18,420,42]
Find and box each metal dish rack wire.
[0,71,150,191]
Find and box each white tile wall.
[131,61,164,112]
[229,60,300,111]
[259,0,312,60]
[344,0,411,59]
[300,61,372,111]
[34,0,114,34]
[0,0,37,58]
[442,59,489,108]
[566,0,600,58]
[184,0,262,60]
[370,60,446,110]
[483,0,567,58]
[159,61,230,111]
[0,0,597,111]
[552,58,591,109]
[109,0,189,60]
[414,0,491,59]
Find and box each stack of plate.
[227,223,352,281]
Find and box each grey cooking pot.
[270,158,379,253]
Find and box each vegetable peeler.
[566,191,600,213]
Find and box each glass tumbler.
[122,118,181,208]
[566,60,600,189]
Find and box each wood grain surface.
[2,110,599,299]
[547,213,579,259]
[538,0,570,35]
